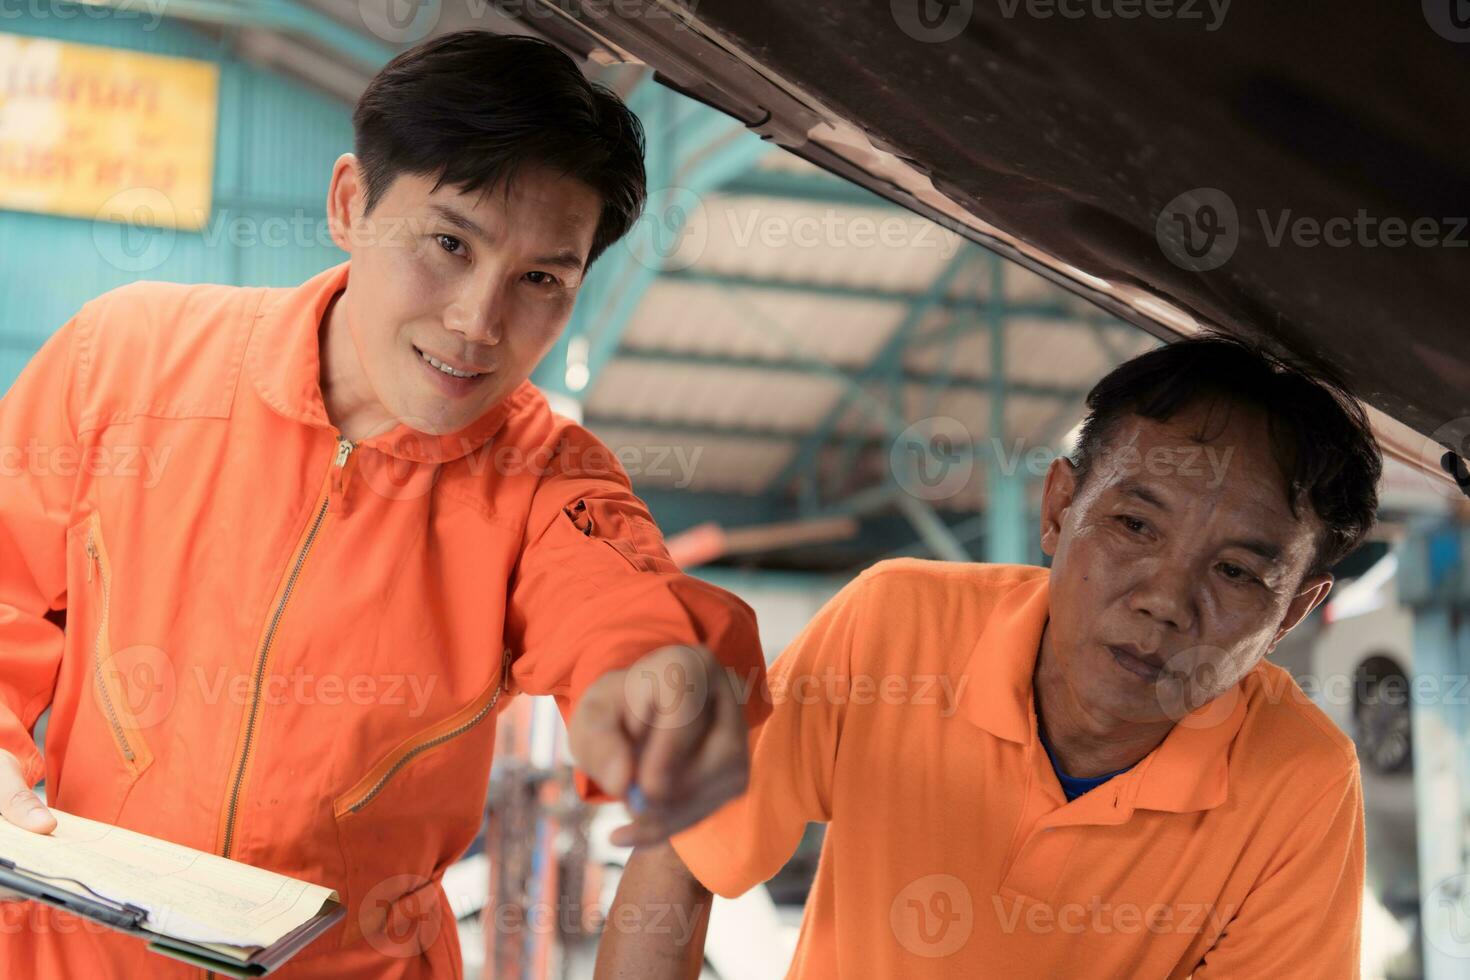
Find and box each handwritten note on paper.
[0,808,338,950]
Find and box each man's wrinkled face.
[329,161,601,435]
[1039,401,1333,725]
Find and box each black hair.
[1071,335,1381,578]
[352,31,646,266]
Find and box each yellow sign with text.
[0,33,218,231]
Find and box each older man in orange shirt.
[598,336,1381,979]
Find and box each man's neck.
[1033,623,1173,778]
[318,288,395,441]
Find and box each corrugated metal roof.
[583,149,1156,510]
[619,281,898,368]
[583,149,1154,510]
[688,193,967,293]
[586,361,845,435]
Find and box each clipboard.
[0,857,345,977]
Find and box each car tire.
[1354,657,1413,775]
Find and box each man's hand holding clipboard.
[0,748,53,901]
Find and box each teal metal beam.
[535,81,774,399]
[610,349,1090,403]
[894,492,971,563]
[633,488,784,535]
[584,415,803,444]
[771,250,978,505]
[664,269,1132,331]
[691,566,848,600]
[583,416,1064,482]
[984,253,1030,564]
[881,513,988,561]
[1397,522,1470,980]
[1031,322,1150,448]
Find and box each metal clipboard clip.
[0,856,151,931]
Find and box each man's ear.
[1267,573,1333,653]
[1039,456,1079,558]
[326,153,363,253]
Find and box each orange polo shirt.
[672,560,1364,979]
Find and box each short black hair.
[1071,335,1381,579]
[352,31,646,266]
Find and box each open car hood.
[522,0,1470,493]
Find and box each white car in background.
[1314,546,1415,776]
[1296,543,1420,979]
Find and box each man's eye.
[1218,563,1258,585]
[1116,515,1147,534]
[523,271,559,287]
[436,234,466,256]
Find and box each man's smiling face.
[326,159,602,436]
[1039,399,1335,726]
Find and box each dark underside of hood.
[527,0,1470,472]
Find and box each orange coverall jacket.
[0,261,770,978]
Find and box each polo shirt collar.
[961,571,1249,815]
[247,260,522,464]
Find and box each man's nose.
[443,277,505,345]
[1126,560,1194,633]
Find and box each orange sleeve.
[0,310,88,789]
[1192,766,1365,979]
[669,568,875,899]
[503,421,770,803]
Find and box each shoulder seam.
[1252,662,1359,769]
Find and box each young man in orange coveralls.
[0,31,768,978]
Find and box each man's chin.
[380,401,480,437]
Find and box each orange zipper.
[218,437,353,861]
[85,513,152,774]
[334,648,512,817]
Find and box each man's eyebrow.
[1114,480,1285,563]
[429,203,486,240]
[1222,537,1285,565]
[1116,481,1170,511]
[531,248,586,274]
[428,204,585,273]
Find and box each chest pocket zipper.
[84,513,153,776]
[334,647,513,816]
